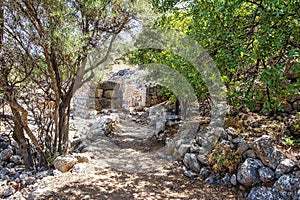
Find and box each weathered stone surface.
[103,90,114,99]
[53,155,77,173]
[251,135,285,169]
[0,149,13,161]
[183,153,201,173]
[243,149,256,159]
[0,180,9,198]
[204,173,230,186]
[274,172,300,192]
[184,170,197,178]
[71,163,87,174]
[0,135,9,142]
[100,81,117,90]
[237,158,263,187]
[190,143,202,153]
[258,166,274,183]
[10,155,22,165]
[196,154,208,166]
[177,144,190,158]
[199,167,211,180]
[73,153,90,163]
[232,137,250,154]
[86,116,114,140]
[230,174,237,186]
[275,159,296,177]
[247,187,284,200]
[53,169,62,177]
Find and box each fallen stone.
[243,149,256,159]
[258,166,274,183]
[0,149,13,161]
[184,170,197,178]
[177,144,190,158]
[183,153,201,173]
[247,186,284,200]
[274,172,300,192]
[251,135,285,169]
[199,167,211,180]
[10,155,22,165]
[73,153,91,163]
[71,163,87,174]
[53,155,77,173]
[237,158,263,187]
[275,159,296,178]
[53,169,62,177]
[232,137,250,154]
[230,174,237,186]
[197,154,208,166]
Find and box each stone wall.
[93,80,169,111]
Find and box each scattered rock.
[243,149,256,159]
[258,166,274,183]
[232,137,249,154]
[230,174,237,186]
[237,158,263,187]
[177,144,190,158]
[0,149,14,161]
[73,153,91,163]
[196,154,208,166]
[86,116,115,139]
[199,167,211,180]
[71,163,87,174]
[53,155,77,173]
[247,186,284,200]
[53,169,62,177]
[274,172,300,192]
[184,170,197,178]
[10,155,22,165]
[275,159,296,178]
[252,135,285,169]
[3,186,15,198]
[183,153,201,173]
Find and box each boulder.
[183,153,201,173]
[237,158,263,187]
[251,135,285,169]
[53,155,77,173]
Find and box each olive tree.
[1,0,133,169]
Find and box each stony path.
[27,115,245,200]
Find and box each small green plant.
[45,151,60,167]
[282,136,300,147]
[207,142,242,174]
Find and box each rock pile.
[181,128,300,200]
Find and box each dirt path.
[28,116,245,200]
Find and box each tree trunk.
[11,107,34,170]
